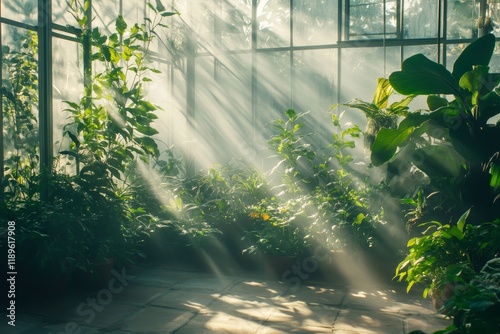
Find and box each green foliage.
[159,158,271,245]
[61,1,176,177]
[1,32,39,201]
[368,34,500,224]
[432,258,500,334]
[153,110,384,257]
[1,3,176,279]
[243,196,308,256]
[395,212,500,298]
[334,78,413,151]
[265,110,384,252]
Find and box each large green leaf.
[371,126,415,166]
[427,95,449,111]
[389,54,460,96]
[369,110,450,166]
[412,145,464,180]
[452,33,495,82]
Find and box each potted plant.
[440,258,500,333]
[409,258,500,334]
[395,210,500,312]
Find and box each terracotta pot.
[431,283,455,313]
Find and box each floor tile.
[228,280,289,297]
[118,305,194,333]
[257,323,334,333]
[266,303,339,328]
[201,294,277,322]
[0,266,451,334]
[172,276,238,292]
[176,312,262,334]
[131,268,189,287]
[404,314,451,333]
[112,284,168,305]
[151,289,221,312]
[286,285,347,306]
[332,308,403,333]
[55,301,141,328]
[0,314,45,334]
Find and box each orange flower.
[261,213,270,221]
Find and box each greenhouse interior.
[1,0,500,333]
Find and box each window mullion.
[38,0,53,199]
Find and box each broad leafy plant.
[437,258,500,333]
[371,34,500,223]
[335,77,413,150]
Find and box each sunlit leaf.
[372,77,393,109]
[371,126,414,166]
[490,162,500,191]
[456,209,470,233]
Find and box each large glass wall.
[1,0,499,178]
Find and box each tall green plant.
[1,32,39,201]
[267,109,383,251]
[61,0,177,179]
[370,34,500,223]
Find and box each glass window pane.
[403,44,438,63]
[257,0,290,48]
[340,47,399,104]
[293,0,338,46]
[293,49,337,113]
[151,61,188,150]
[404,0,438,38]
[489,2,500,35]
[53,1,73,26]
[193,54,253,165]
[292,49,338,150]
[190,1,218,53]
[1,0,37,25]
[256,51,291,144]
[447,0,480,40]
[52,37,82,174]
[93,0,121,34]
[220,0,252,50]
[347,0,398,40]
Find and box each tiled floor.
[0,263,451,333]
